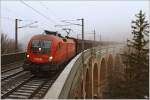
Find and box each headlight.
[27,54,29,58]
[49,56,53,62]
[39,47,41,51]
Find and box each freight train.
[23,30,100,74]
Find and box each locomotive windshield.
[31,40,51,54]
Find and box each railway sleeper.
[17,89,34,93]
[8,94,28,99]
[20,86,37,90]
[12,92,31,96]
[23,85,39,88]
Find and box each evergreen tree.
[106,10,149,99]
[123,10,149,98]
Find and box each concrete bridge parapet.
[44,44,125,99]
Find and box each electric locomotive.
[23,30,76,73]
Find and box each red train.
[23,30,76,73]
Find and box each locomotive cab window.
[32,40,51,54]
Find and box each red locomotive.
[23,30,76,73]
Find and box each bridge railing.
[1,52,26,65]
[44,44,125,99]
[44,48,92,99]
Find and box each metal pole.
[81,18,85,99]
[94,30,95,42]
[94,30,96,48]
[99,34,101,52]
[93,30,96,55]
[15,19,18,52]
[100,34,101,42]
[81,18,84,65]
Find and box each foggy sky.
[1,0,149,49]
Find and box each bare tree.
[1,33,23,54]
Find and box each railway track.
[1,71,33,95]
[1,69,61,99]
[1,61,25,82]
[1,61,31,85]
[2,74,59,99]
[1,67,24,81]
[1,57,67,99]
[2,61,24,73]
[2,65,23,73]
[1,70,31,86]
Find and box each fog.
[1,0,149,49]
